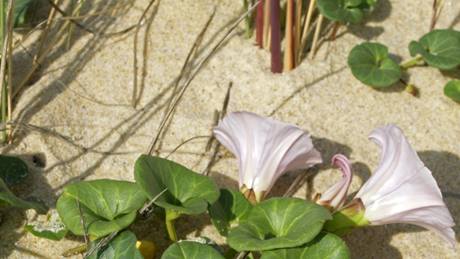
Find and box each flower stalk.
[400,55,424,69]
[165,209,180,241]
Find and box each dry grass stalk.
[309,13,323,59]
[299,0,316,61]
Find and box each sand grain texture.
[1,0,459,258]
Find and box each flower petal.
[213,111,321,194]
[356,125,436,206]
[371,205,456,248]
[317,154,353,210]
[353,124,455,247]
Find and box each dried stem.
[0,0,14,143]
[6,0,13,143]
[294,0,302,64]
[66,0,85,50]
[309,14,324,59]
[132,0,159,107]
[255,0,264,47]
[33,1,60,66]
[270,0,282,73]
[299,0,316,61]
[283,0,295,71]
[148,9,216,155]
[329,21,340,41]
[263,0,270,49]
[430,0,444,31]
[165,135,210,159]
[203,82,232,176]
[147,2,260,155]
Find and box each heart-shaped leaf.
[134,155,219,215]
[0,178,47,213]
[227,197,331,251]
[444,79,460,103]
[87,230,143,259]
[208,188,252,236]
[409,29,460,70]
[0,155,29,186]
[56,179,146,239]
[317,0,369,24]
[25,209,67,241]
[161,241,225,259]
[261,233,350,259]
[348,42,401,88]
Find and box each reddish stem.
[256,0,264,48]
[270,0,282,73]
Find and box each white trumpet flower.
[354,125,456,247]
[213,111,322,202]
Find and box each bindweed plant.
[348,29,460,101]
[22,111,456,258]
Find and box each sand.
[1,0,459,258]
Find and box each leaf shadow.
[0,153,55,258]
[419,150,460,240]
[441,69,460,80]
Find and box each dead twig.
[77,200,89,247]
[202,82,232,176]
[139,188,168,216]
[164,135,211,159]
[147,2,260,155]
[132,0,160,107]
[153,8,217,155]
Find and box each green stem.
[165,209,180,241]
[323,199,369,236]
[62,244,87,257]
[400,55,424,69]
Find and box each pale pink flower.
[213,111,322,202]
[355,125,456,247]
[317,154,353,210]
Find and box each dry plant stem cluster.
[7,1,146,142]
[255,0,327,73]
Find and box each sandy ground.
[1,0,460,258]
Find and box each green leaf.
[0,155,29,186]
[227,197,331,251]
[261,233,350,259]
[208,189,252,236]
[409,29,460,70]
[25,210,67,241]
[348,42,401,88]
[444,79,460,103]
[56,179,146,239]
[134,155,220,215]
[87,231,143,259]
[161,241,225,259]
[0,178,47,213]
[317,0,365,24]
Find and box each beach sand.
[1,0,459,258]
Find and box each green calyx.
[323,199,369,236]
